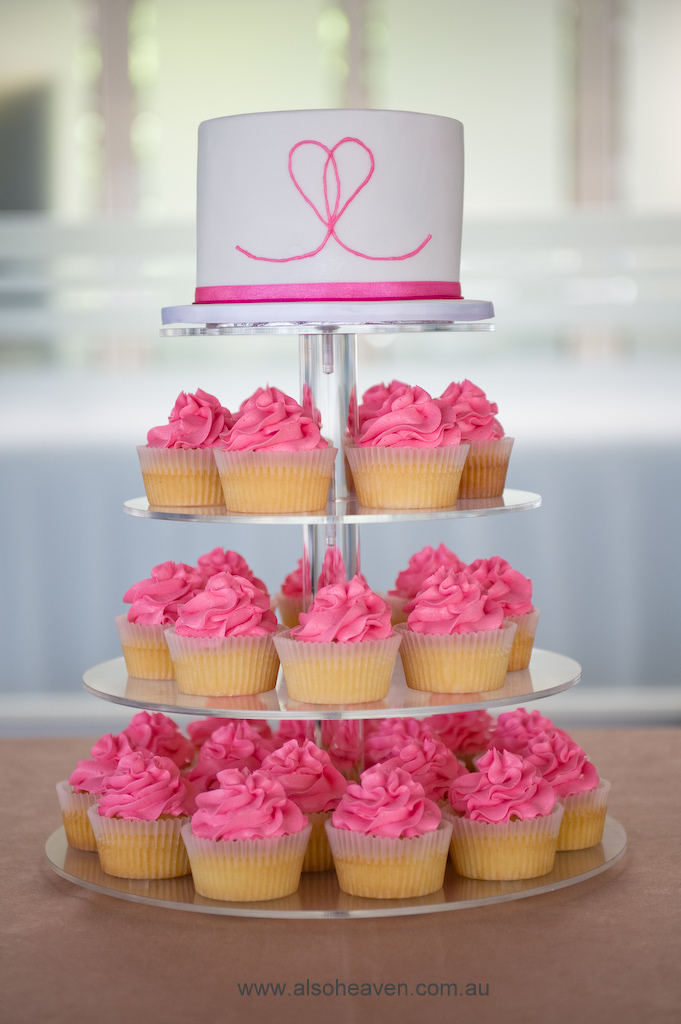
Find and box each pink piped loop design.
[236,137,432,263]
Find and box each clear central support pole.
[300,333,359,608]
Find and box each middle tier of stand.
[83,648,581,721]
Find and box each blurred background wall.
[1,0,680,733]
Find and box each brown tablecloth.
[1,728,679,1024]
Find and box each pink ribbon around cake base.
[194,281,462,304]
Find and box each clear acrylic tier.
[123,489,541,526]
[82,648,581,721]
[45,817,627,919]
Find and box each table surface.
[2,728,680,1024]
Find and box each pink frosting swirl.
[332,765,441,838]
[291,575,393,643]
[525,731,600,797]
[261,740,348,813]
[187,720,274,793]
[196,547,268,595]
[487,707,557,755]
[190,768,308,840]
[405,567,504,635]
[467,556,534,615]
[147,389,232,449]
[448,748,556,824]
[390,544,467,600]
[188,717,273,749]
[349,379,409,436]
[123,561,204,626]
[123,711,195,769]
[439,379,504,442]
[381,735,467,802]
[222,386,328,452]
[68,732,136,794]
[97,750,197,820]
[424,711,494,755]
[174,572,277,638]
[355,384,461,449]
[363,717,432,768]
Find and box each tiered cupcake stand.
[45,299,626,918]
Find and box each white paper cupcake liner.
[444,804,564,880]
[396,622,516,693]
[557,779,611,851]
[458,436,514,499]
[181,822,312,901]
[344,442,469,510]
[87,805,191,878]
[56,780,98,851]
[273,630,402,704]
[504,608,540,672]
[164,625,284,696]
[115,615,175,680]
[136,444,223,507]
[213,446,337,513]
[325,819,453,899]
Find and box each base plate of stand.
[45,817,626,919]
[83,649,581,721]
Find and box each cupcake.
[196,547,268,595]
[386,544,467,623]
[137,389,231,506]
[261,739,348,871]
[123,710,195,769]
[213,386,336,513]
[274,720,316,747]
[344,383,469,510]
[273,575,401,704]
[439,379,514,499]
[423,711,495,770]
[87,749,197,879]
[164,572,282,697]
[188,716,274,751]
[525,730,610,850]
[181,768,311,901]
[446,748,563,880]
[468,556,539,671]
[321,720,362,778]
[396,567,517,693]
[187,720,275,792]
[116,561,203,680]
[325,764,452,899]
[57,731,135,851]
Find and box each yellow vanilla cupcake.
[261,739,349,871]
[137,389,231,507]
[273,575,401,705]
[164,572,282,697]
[466,556,538,672]
[344,383,469,510]
[325,764,452,899]
[438,380,513,499]
[212,386,336,514]
[523,729,610,851]
[396,566,516,693]
[182,768,311,901]
[87,750,196,879]
[446,748,563,880]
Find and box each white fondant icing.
[196,109,464,300]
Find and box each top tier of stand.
[159,299,495,335]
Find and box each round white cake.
[195,109,464,305]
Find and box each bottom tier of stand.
[45,818,626,920]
